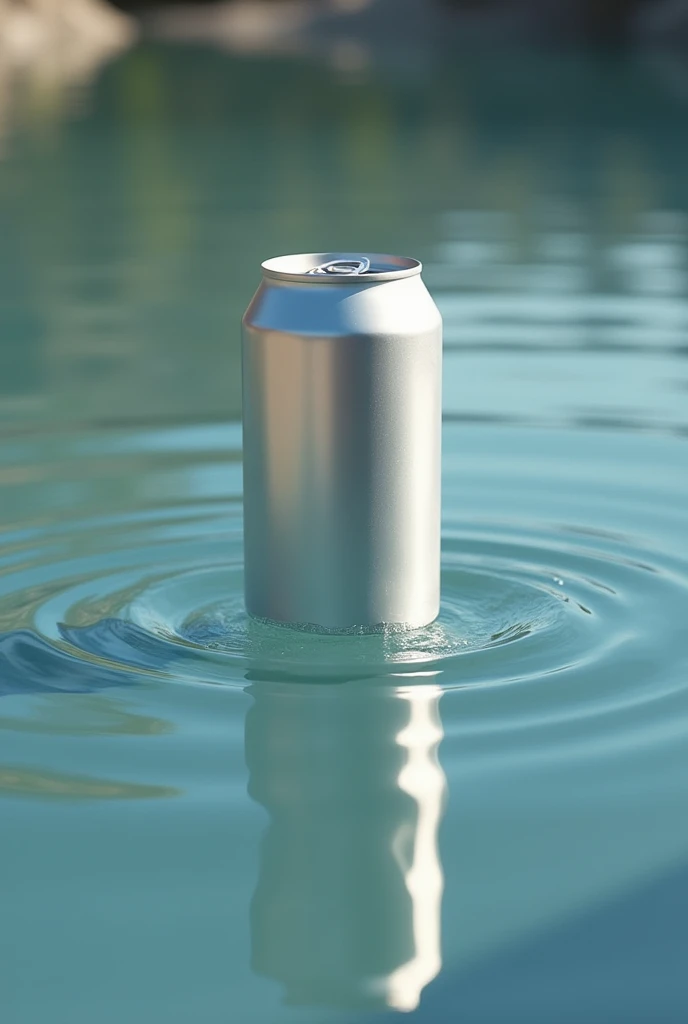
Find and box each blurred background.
[2,4,688,1024]
[1,0,688,435]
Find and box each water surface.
[1,46,688,1024]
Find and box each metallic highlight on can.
[241,252,442,631]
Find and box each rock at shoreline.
[0,0,136,68]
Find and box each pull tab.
[307,257,371,276]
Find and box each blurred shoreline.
[2,0,688,157]
[2,0,688,66]
[138,0,688,53]
[1,0,687,112]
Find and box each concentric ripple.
[1,422,687,752]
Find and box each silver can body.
[241,252,442,631]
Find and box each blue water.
[1,45,688,1023]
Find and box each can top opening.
[261,253,422,283]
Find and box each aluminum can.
[241,252,442,631]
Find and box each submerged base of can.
[247,612,429,637]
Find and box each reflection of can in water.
[241,253,442,631]
[245,679,446,1012]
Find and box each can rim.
[261,252,422,283]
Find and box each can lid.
[261,253,422,283]
[307,257,371,276]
